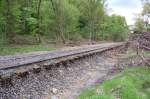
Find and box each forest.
[0,0,129,46]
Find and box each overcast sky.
[108,0,143,25]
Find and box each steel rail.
[0,43,124,71]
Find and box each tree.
[135,0,150,31]
[77,0,105,41]
[36,0,42,42]
[49,0,79,43]
[0,0,129,46]
[100,15,128,41]
[134,15,145,32]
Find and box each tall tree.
[77,0,105,41]
[49,0,79,43]
[5,0,11,41]
[100,15,128,41]
[135,0,150,31]
[36,0,42,42]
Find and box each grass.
[79,67,150,99]
[144,51,150,57]
[0,44,56,56]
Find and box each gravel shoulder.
[44,53,119,99]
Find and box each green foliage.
[142,1,150,15]
[49,0,80,42]
[0,16,6,45]
[77,0,105,40]
[134,0,150,31]
[26,17,38,35]
[100,15,128,41]
[79,67,150,99]
[134,17,145,32]
[0,0,129,46]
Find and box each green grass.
[0,44,56,56]
[144,51,150,57]
[79,67,150,99]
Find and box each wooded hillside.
[0,0,129,45]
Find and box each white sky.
[108,0,143,25]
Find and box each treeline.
[0,0,129,45]
[134,0,150,32]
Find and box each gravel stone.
[0,48,123,99]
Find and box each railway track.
[0,42,125,84]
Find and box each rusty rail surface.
[0,42,125,79]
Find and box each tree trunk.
[37,0,42,43]
[50,0,66,44]
[6,0,12,43]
